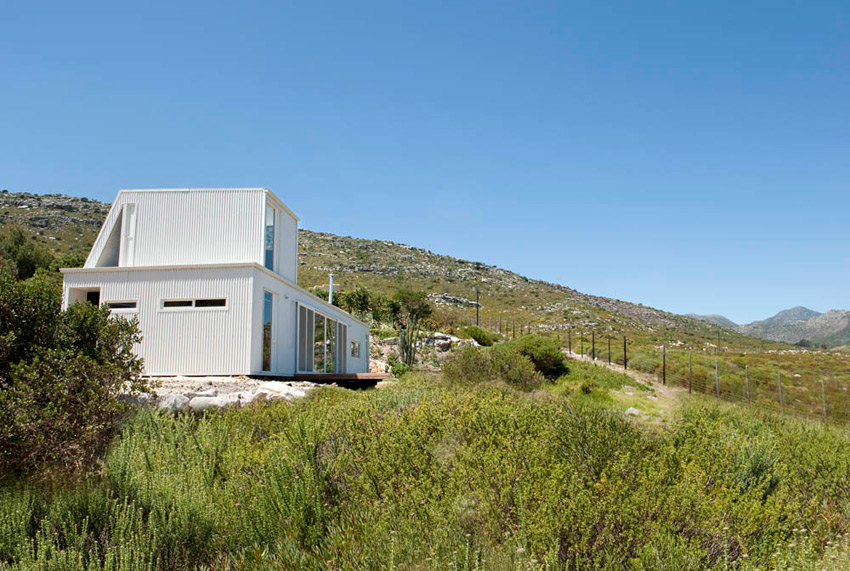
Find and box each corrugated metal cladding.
[85,188,302,281]
[122,189,266,268]
[252,269,370,376]
[63,266,254,376]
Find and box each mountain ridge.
[0,189,787,350]
[691,306,850,347]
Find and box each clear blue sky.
[2,1,848,324]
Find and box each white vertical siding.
[63,266,254,376]
[126,189,266,267]
[277,213,298,283]
[251,268,370,376]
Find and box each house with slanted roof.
[61,188,370,378]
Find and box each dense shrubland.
[0,230,146,478]
[4,371,850,569]
[4,225,850,569]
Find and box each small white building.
[61,188,370,377]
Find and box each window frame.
[264,203,278,272]
[104,300,138,313]
[158,298,229,312]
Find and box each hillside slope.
[1,190,781,350]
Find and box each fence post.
[623,336,628,370]
[715,360,719,397]
[688,351,692,393]
[778,372,784,413]
[580,334,584,357]
[608,336,612,365]
[568,327,572,354]
[662,345,666,385]
[821,378,827,420]
[592,331,596,361]
[745,365,750,404]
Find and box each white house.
[61,188,370,378]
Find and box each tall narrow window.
[264,204,276,271]
[262,291,274,371]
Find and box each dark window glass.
[163,300,192,308]
[106,301,137,309]
[262,292,273,371]
[264,205,276,271]
[86,291,101,306]
[194,298,226,308]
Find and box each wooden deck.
[293,372,392,388]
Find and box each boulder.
[435,339,452,352]
[188,395,241,413]
[244,390,273,404]
[257,381,308,400]
[191,387,218,397]
[370,359,389,373]
[624,407,641,416]
[156,394,189,412]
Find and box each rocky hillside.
[691,306,850,348]
[1,189,783,350]
[0,190,108,256]
[685,313,739,330]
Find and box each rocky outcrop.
[149,377,313,413]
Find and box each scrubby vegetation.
[4,373,850,569]
[458,325,500,347]
[0,243,147,478]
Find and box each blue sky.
[2,1,848,324]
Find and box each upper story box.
[85,188,299,284]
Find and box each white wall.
[276,209,298,283]
[251,267,370,376]
[85,189,300,279]
[63,266,254,376]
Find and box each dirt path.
[565,349,686,423]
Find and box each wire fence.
[478,316,850,426]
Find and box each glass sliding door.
[262,291,274,371]
[314,313,325,373]
[297,307,346,374]
[326,318,336,373]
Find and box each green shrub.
[390,361,410,378]
[0,269,147,477]
[443,344,543,391]
[442,345,491,386]
[458,325,500,347]
[488,344,544,391]
[502,334,568,379]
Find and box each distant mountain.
[757,306,823,325]
[740,308,850,347]
[691,306,850,348]
[686,314,739,330]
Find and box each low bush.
[502,334,568,379]
[443,344,544,391]
[0,269,147,478]
[458,325,500,347]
